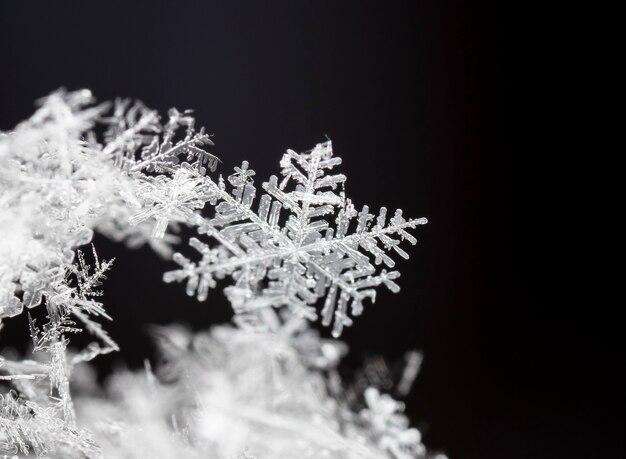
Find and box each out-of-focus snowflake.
[77,325,445,459]
[165,141,427,336]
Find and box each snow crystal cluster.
[0,90,443,458]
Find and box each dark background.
[0,2,621,458]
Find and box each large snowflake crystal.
[165,141,427,336]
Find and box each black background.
[0,2,622,458]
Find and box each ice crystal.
[0,390,99,458]
[77,325,443,459]
[0,90,216,457]
[0,90,440,458]
[165,141,427,336]
[0,89,217,320]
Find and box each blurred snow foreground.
[0,90,444,458]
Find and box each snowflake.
[359,387,426,459]
[0,91,439,458]
[0,90,218,319]
[165,141,427,336]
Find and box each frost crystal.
[0,90,440,458]
[0,89,217,320]
[165,141,427,336]
[0,90,217,457]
